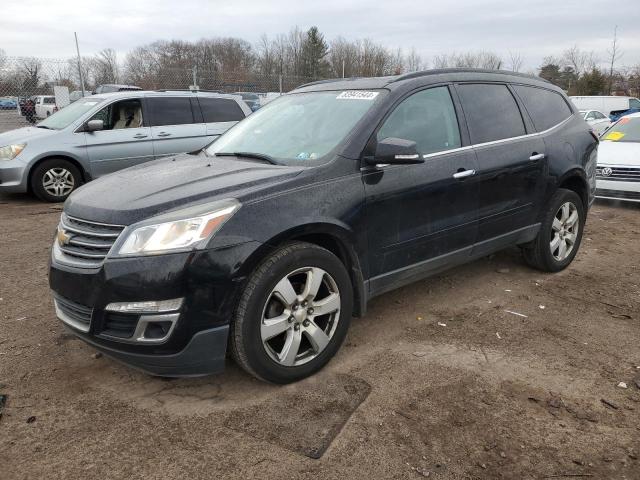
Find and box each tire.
[230,242,353,384]
[30,158,82,202]
[523,188,585,272]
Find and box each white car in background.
[579,110,611,135]
[596,113,640,203]
[34,95,58,119]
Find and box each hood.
[0,126,57,146]
[598,140,640,166]
[65,154,305,225]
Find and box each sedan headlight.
[117,199,240,256]
[0,144,26,160]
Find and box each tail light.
[53,106,58,113]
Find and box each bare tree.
[432,51,502,70]
[92,48,119,85]
[404,47,424,72]
[508,51,524,72]
[19,57,41,91]
[562,45,597,76]
[606,25,623,94]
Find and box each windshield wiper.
[215,151,279,165]
[36,125,52,129]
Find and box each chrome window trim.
[421,115,574,159]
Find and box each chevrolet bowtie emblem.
[57,227,72,246]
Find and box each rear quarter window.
[513,85,572,132]
[198,98,245,122]
[456,83,526,144]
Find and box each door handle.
[133,134,148,139]
[529,153,546,161]
[156,132,171,137]
[453,169,476,179]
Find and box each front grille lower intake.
[54,294,93,332]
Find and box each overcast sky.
[2,0,640,71]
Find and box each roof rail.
[154,89,227,94]
[391,68,549,84]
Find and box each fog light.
[105,298,183,313]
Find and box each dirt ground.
[0,192,639,480]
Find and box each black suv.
[49,69,597,383]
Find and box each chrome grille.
[596,165,640,181]
[53,294,93,332]
[56,214,125,268]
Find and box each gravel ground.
[0,193,639,480]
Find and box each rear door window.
[376,86,461,155]
[513,85,572,132]
[456,83,526,144]
[198,98,245,122]
[147,97,195,127]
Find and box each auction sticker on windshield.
[336,91,379,100]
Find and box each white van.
[569,96,640,118]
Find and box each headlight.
[116,199,240,256]
[0,144,26,160]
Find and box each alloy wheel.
[43,168,75,198]
[550,201,579,261]
[261,266,341,367]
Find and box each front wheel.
[230,242,353,383]
[30,158,82,202]
[523,188,585,272]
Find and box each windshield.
[206,90,382,163]
[38,98,103,130]
[602,116,640,143]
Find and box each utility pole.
[342,59,345,78]
[608,25,621,95]
[74,32,86,96]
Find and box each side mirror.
[86,119,104,132]
[367,137,423,166]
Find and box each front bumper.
[596,178,640,203]
[62,323,229,377]
[49,241,262,376]
[0,158,29,192]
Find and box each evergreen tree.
[302,27,329,80]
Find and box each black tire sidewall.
[236,244,353,384]
[538,189,585,272]
[31,159,81,202]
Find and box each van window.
[89,99,144,130]
[513,85,572,131]
[377,86,461,155]
[198,98,245,122]
[44,97,56,104]
[630,98,640,109]
[456,84,525,144]
[147,97,195,126]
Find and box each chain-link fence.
[0,56,321,133]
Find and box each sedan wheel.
[261,267,341,367]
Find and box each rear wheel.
[523,188,585,272]
[30,158,82,202]
[230,242,353,383]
